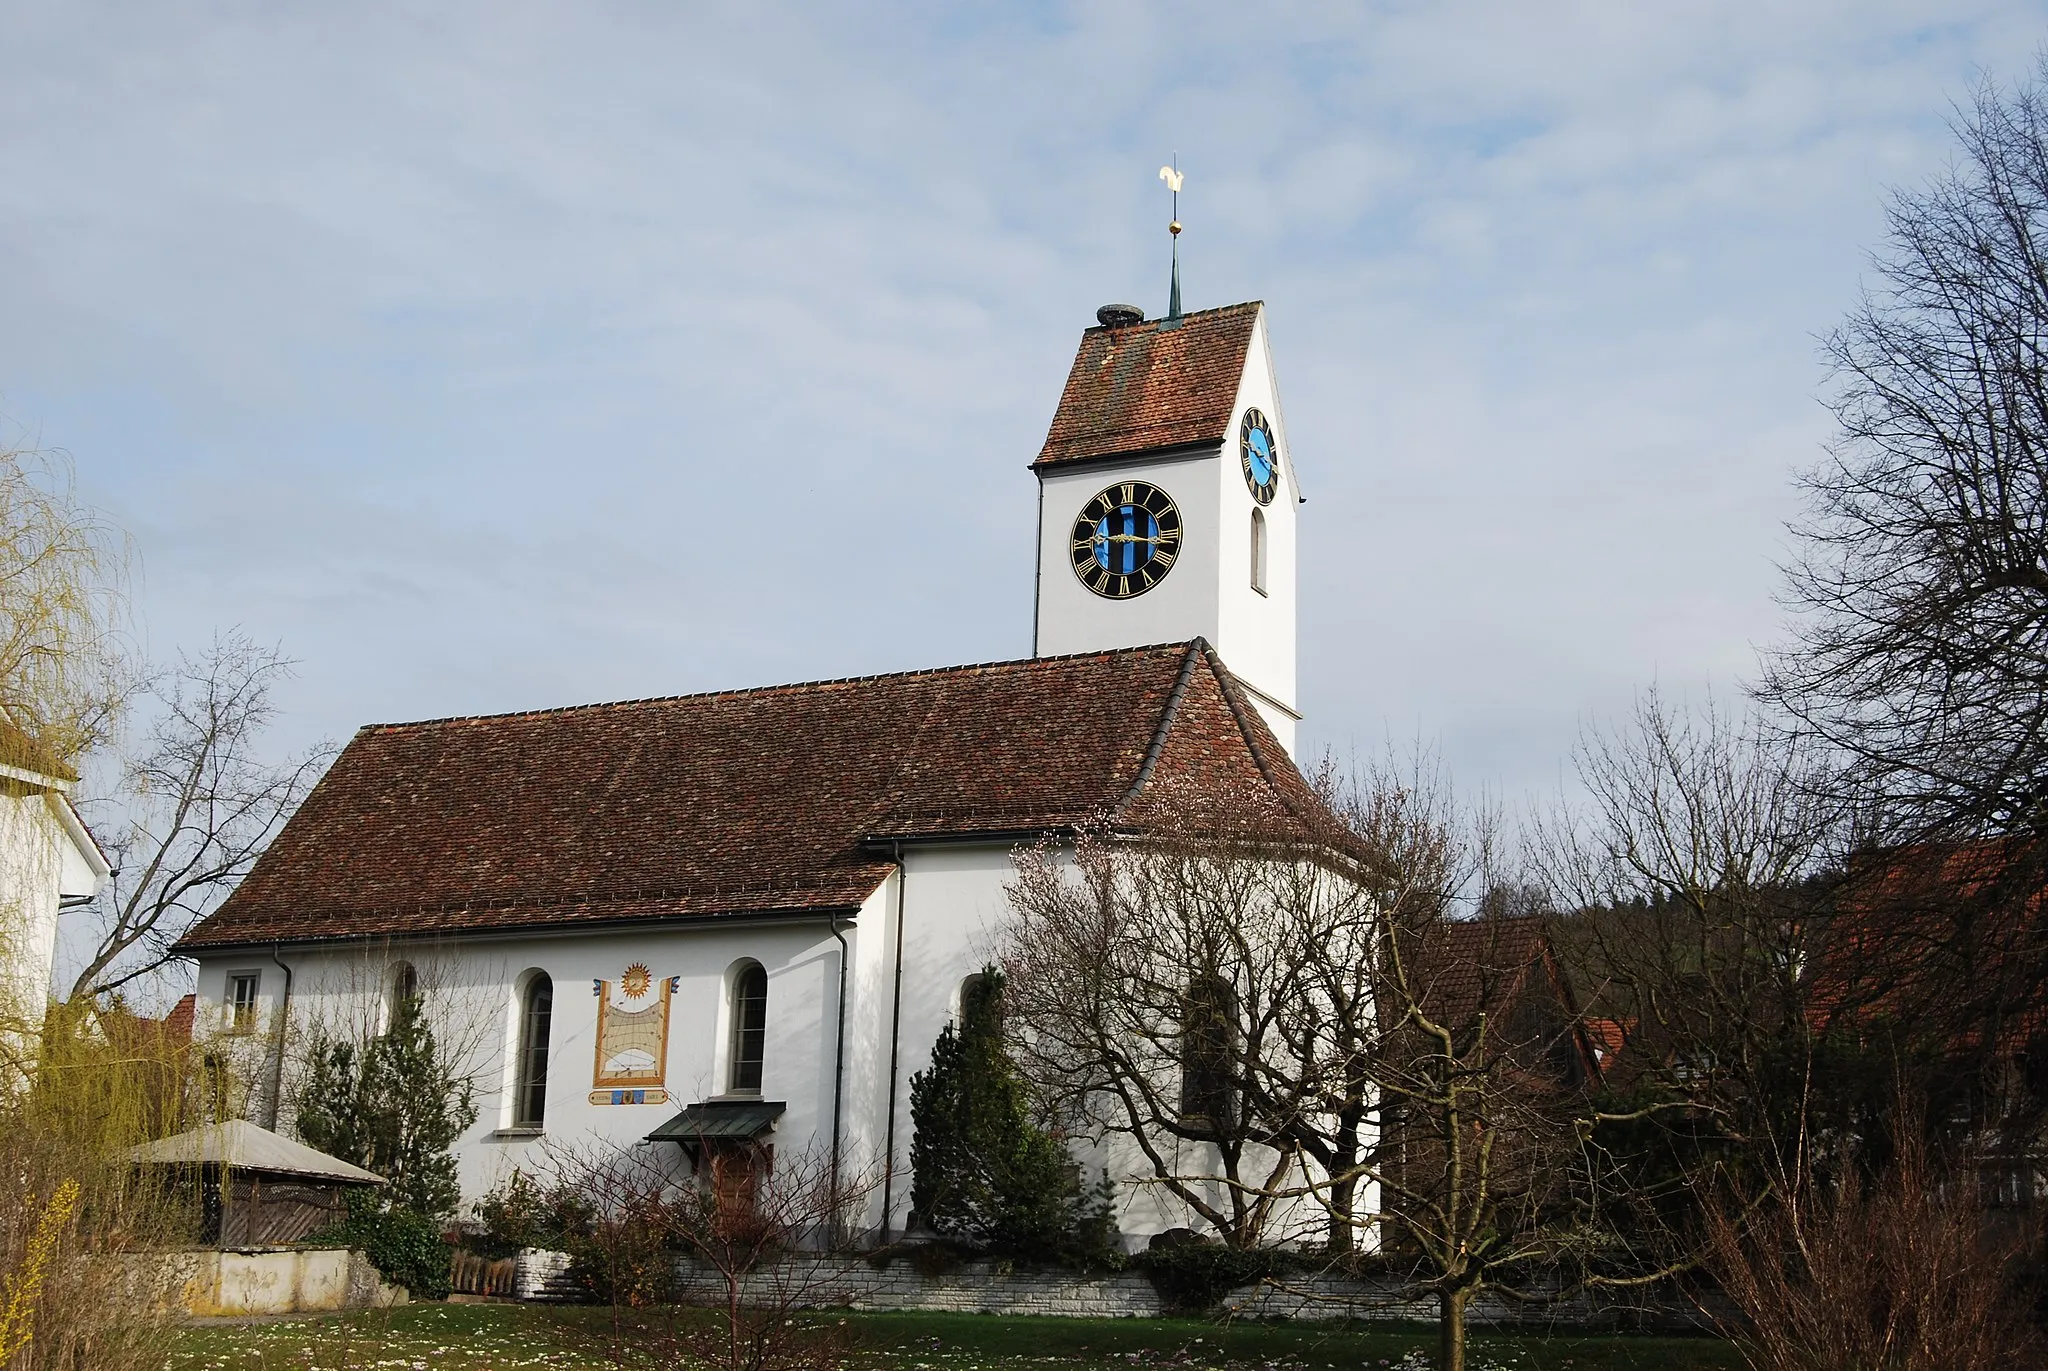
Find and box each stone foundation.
[514,1250,1711,1329]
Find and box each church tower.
[1031,300,1300,752]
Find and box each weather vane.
[1159,159,1184,321]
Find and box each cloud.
[0,0,2040,831]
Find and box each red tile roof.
[1402,917,1600,1077]
[1412,917,1555,1026]
[1033,303,1260,469]
[175,640,1321,950]
[1812,838,2048,1051]
[1583,1017,1629,1069]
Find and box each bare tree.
[1761,57,2048,846]
[537,1140,876,1371]
[1002,777,1378,1250]
[1700,1100,2044,1371]
[1003,765,1644,1371]
[72,634,328,999]
[1531,692,1854,1163]
[1366,906,1615,1371]
[1528,691,2048,1358]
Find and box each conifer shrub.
[907,968,1117,1265]
[297,994,476,1298]
[295,995,476,1219]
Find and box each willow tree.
[0,444,129,766]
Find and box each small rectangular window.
[228,973,261,1034]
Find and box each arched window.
[956,971,990,1022]
[1180,973,1238,1134]
[388,962,419,1027]
[727,962,768,1095]
[1250,508,1268,595]
[514,973,553,1129]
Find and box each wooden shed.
[128,1119,384,1247]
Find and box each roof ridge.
[1110,640,1205,821]
[359,640,1204,733]
[1197,642,1290,803]
[1082,299,1262,333]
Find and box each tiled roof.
[1033,303,1259,469]
[1813,839,2048,1051]
[163,993,196,1044]
[1414,918,1555,1027]
[176,640,1321,950]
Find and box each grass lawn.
[170,1304,1742,1371]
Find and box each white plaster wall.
[0,787,78,1022]
[197,917,864,1203]
[861,844,1021,1236]
[862,845,1326,1249]
[190,851,1051,1233]
[1034,454,1221,662]
[1210,310,1299,753]
[189,839,1343,1251]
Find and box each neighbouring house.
[1378,916,1602,1253]
[0,718,109,1030]
[171,297,1335,1247]
[1816,838,2048,1222]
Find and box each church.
[175,294,1324,1245]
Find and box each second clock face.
[1240,408,1279,504]
[1070,481,1182,599]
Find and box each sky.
[4,4,2047,988]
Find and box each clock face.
[1240,409,1279,505]
[1070,481,1182,599]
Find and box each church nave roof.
[175,638,1320,950]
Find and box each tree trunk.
[1326,1171,1356,1253]
[1439,1284,1472,1371]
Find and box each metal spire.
[1159,160,1184,320]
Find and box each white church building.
[176,297,1324,1244]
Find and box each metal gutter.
[877,845,910,1239]
[263,945,294,1130]
[1026,439,1222,477]
[1031,480,1044,657]
[174,902,866,957]
[826,913,851,1236]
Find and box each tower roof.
[1033,302,1260,470]
[173,639,1325,950]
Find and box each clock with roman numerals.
[1070,481,1182,599]
[1240,408,1279,504]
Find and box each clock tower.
[1031,300,1300,753]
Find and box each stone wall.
[174,1247,407,1317]
[513,1250,1711,1330]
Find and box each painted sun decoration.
[590,964,677,1105]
